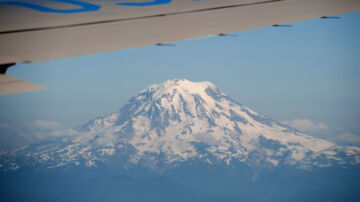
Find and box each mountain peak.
[142,79,217,100]
[2,79,360,171]
[150,79,215,89]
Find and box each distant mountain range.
[1,79,359,172]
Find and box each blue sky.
[0,11,359,146]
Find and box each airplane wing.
[1,0,359,95]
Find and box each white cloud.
[334,133,360,145]
[282,119,328,132]
[94,129,118,147]
[33,128,81,139]
[194,133,220,146]
[31,120,62,130]
[0,122,10,129]
[0,120,81,149]
[7,127,82,148]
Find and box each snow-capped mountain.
[1,79,360,171]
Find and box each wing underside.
[0,0,359,95]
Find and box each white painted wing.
[1,0,359,64]
[0,0,359,95]
[0,74,46,95]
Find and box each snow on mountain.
[1,79,360,171]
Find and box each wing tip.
[0,75,46,96]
